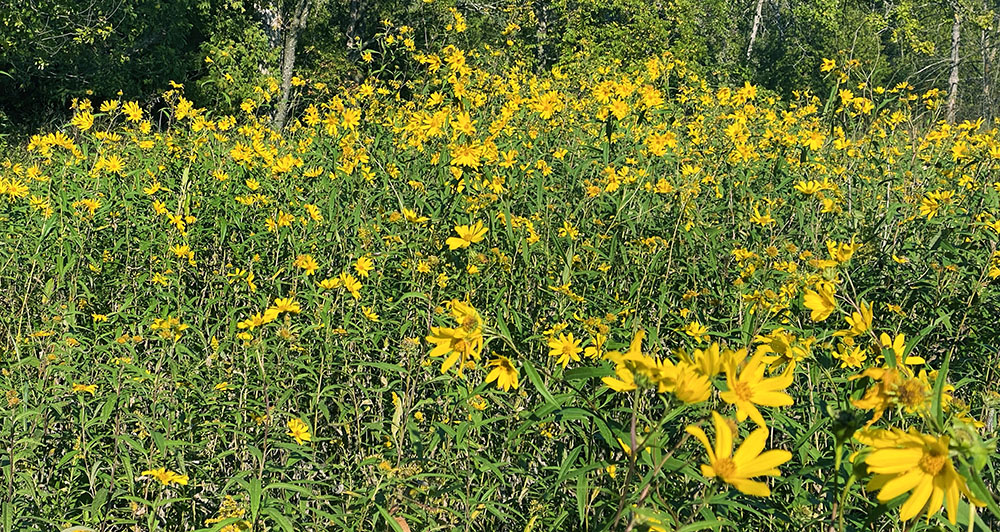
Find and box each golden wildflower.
[750,206,776,226]
[683,321,709,343]
[354,256,374,278]
[851,366,931,424]
[402,207,429,223]
[141,467,189,486]
[294,254,319,275]
[841,300,873,336]
[686,411,791,496]
[426,300,484,376]
[204,495,251,531]
[548,332,582,368]
[720,351,794,426]
[446,221,488,250]
[834,342,867,368]
[857,428,983,523]
[685,342,736,378]
[664,361,712,403]
[263,297,301,322]
[362,306,380,322]
[826,239,860,264]
[286,418,312,445]
[72,383,97,395]
[71,111,94,131]
[802,281,836,322]
[602,364,637,392]
[122,101,143,122]
[919,190,954,220]
[339,272,362,300]
[877,332,925,365]
[150,316,189,341]
[485,356,519,391]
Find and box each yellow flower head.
[484,356,519,391]
[402,207,429,224]
[72,383,97,395]
[686,411,791,496]
[141,467,189,486]
[446,221,488,250]
[294,254,319,276]
[286,417,312,445]
[719,350,795,426]
[426,300,484,376]
[858,427,983,523]
[354,256,375,278]
[548,332,582,368]
[803,281,837,322]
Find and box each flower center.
[895,380,926,409]
[919,451,946,476]
[714,457,737,479]
[731,381,754,402]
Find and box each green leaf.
[930,350,951,428]
[676,520,736,532]
[249,477,263,520]
[576,474,588,524]
[377,505,405,532]
[261,507,294,532]
[522,360,557,406]
[264,482,313,497]
[962,462,1000,520]
[563,366,613,380]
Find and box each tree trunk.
[254,1,283,50]
[946,9,961,124]
[346,0,369,57]
[252,1,283,78]
[982,1,995,121]
[272,0,311,130]
[533,0,550,74]
[746,0,765,61]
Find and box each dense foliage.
[4,0,1000,134]
[2,6,1000,532]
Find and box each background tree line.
[2,0,999,136]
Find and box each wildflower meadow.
[2,5,1000,532]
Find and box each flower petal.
[739,449,792,478]
[685,424,715,463]
[876,468,924,502]
[732,427,769,467]
[712,411,733,459]
[899,476,933,521]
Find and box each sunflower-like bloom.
[602,330,650,392]
[850,367,902,425]
[661,361,712,404]
[851,367,931,425]
[840,300,873,336]
[802,281,837,322]
[426,300,484,375]
[685,342,748,378]
[286,418,312,445]
[485,356,519,391]
[686,411,791,496]
[603,330,711,403]
[141,467,189,486]
[548,332,582,368]
[719,351,794,426]
[602,364,637,392]
[858,428,983,523]
[446,221,488,250]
